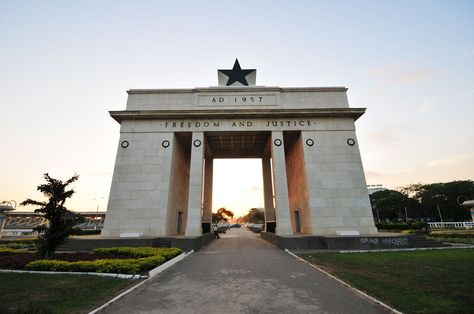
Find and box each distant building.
[1,211,106,237]
[367,184,387,195]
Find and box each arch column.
[262,157,275,231]
[202,157,213,232]
[185,132,204,236]
[271,131,293,235]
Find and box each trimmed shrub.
[376,222,428,231]
[26,256,166,274]
[93,247,182,260]
[429,233,474,239]
[26,246,181,274]
[0,247,30,256]
[26,260,71,272]
[0,238,37,250]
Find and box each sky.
[1,1,473,217]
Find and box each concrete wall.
[125,87,349,111]
[284,132,312,234]
[166,133,191,235]
[102,131,175,237]
[301,125,377,235]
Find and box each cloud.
[364,154,474,189]
[451,89,474,100]
[463,48,474,56]
[241,185,261,194]
[369,65,435,84]
[393,69,434,82]
[89,171,112,177]
[417,98,438,112]
[365,170,385,178]
[424,154,474,168]
[369,123,410,145]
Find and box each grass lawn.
[0,273,136,313]
[299,249,474,314]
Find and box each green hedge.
[26,256,166,274]
[93,247,182,260]
[0,238,37,250]
[0,247,30,255]
[429,233,474,239]
[26,246,183,275]
[376,222,429,231]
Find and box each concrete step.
[408,235,446,247]
[307,237,328,249]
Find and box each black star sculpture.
[218,59,256,86]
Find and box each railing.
[428,222,474,229]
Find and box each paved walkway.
[100,228,389,314]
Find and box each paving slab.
[99,228,391,314]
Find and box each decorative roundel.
[274,139,282,147]
[193,139,202,147]
[306,139,314,147]
[347,138,356,146]
[162,140,170,148]
[120,140,129,148]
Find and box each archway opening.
[212,158,264,223]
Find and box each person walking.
[212,223,220,239]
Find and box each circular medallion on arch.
[274,139,282,147]
[193,139,202,147]
[120,140,129,148]
[347,138,356,146]
[162,140,170,148]
[306,139,315,147]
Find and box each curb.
[0,269,143,279]
[285,249,402,314]
[88,250,193,314]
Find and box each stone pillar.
[270,131,293,235]
[262,157,275,230]
[185,132,204,236]
[202,158,213,223]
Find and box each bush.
[0,247,30,256]
[376,222,428,231]
[26,256,166,274]
[0,238,37,250]
[76,229,101,235]
[428,233,474,239]
[26,246,182,274]
[93,247,182,260]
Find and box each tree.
[242,208,265,224]
[212,207,234,223]
[20,173,83,259]
[411,181,473,221]
[370,189,418,221]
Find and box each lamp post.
[436,202,443,223]
[93,197,104,230]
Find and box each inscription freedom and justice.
[160,120,316,129]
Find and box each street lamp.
[93,197,104,230]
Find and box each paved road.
[100,228,389,314]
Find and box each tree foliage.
[241,208,265,224]
[370,180,474,222]
[20,173,83,259]
[212,207,234,223]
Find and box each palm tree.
[21,173,83,258]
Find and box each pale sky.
[1,1,473,217]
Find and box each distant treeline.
[370,180,474,222]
